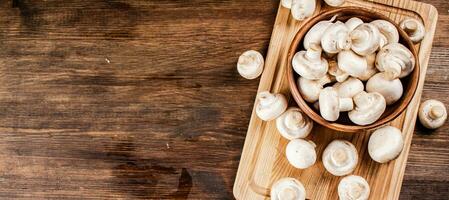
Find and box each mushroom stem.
[430,106,445,119]
[331,148,349,167]
[258,92,276,106]
[305,44,322,60]
[285,111,306,129]
[350,30,364,43]
[339,98,354,112]
[403,20,418,35]
[279,187,297,200]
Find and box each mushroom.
[286,139,317,169]
[348,91,386,125]
[291,0,316,21]
[328,59,349,82]
[350,23,381,56]
[319,87,354,121]
[338,175,370,200]
[371,20,399,48]
[270,177,306,200]
[303,15,337,50]
[281,0,292,9]
[368,126,404,163]
[366,73,403,105]
[333,77,364,98]
[276,107,313,140]
[322,140,358,176]
[345,17,363,31]
[321,21,352,54]
[357,53,378,81]
[256,91,288,121]
[337,50,368,78]
[297,74,332,103]
[418,99,447,129]
[292,43,329,80]
[400,18,425,43]
[376,43,415,80]
[237,50,264,79]
[324,0,345,7]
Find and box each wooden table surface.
[0,0,447,199]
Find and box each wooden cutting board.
[233,0,438,199]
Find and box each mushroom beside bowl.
[287,7,420,133]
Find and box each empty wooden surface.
[0,0,446,199]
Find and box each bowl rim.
[287,7,420,133]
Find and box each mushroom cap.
[256,91,288,121]
[357,53,378,81]
[345,17,364,31]
[270,177,306,200]
[303,16,336,50]
[292,45,329,80]
[376,43,415,79]
[400,18,425,43]
[348,91,386,125]
[350,23,381,56]
[297,75,332,103]
[319,87,340,121]
[337,50,368,78]
[322,140,358,176]
[328,59,349,82]
[281,0,292,9]
[286,139,317,169]
[321,21,352,54]
[291,0,316,21]
[324,0,345,7]
[338,175,370,200]
[276,107,314,140]
[368,126,404,163]
[366,73,403,105]
[333,77,364,98]
[418,99,447,129]
[237,50,264,79]
[371,20,400,48]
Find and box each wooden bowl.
[287,7,420,133]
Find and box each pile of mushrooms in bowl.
[287,7,421,132]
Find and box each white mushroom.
[286,139,317,169]
[350,23,381,56]
[292,43,329,80]
[256,91,288,121]
[276,107,313,140]
[345,17,363,31]
[338,175,370,200]
[303,15,337,50]
[357,53,378,81]
[337,50,368,78]
[322,140,358,176]
[366,73,403,105]
[324,0,345,7]
[281,0,292,9]
[328,59,349,82]
[291,0,316,21]
[333,77,364,98]
[237,50,264,79]
[319,87,354,121]
[321,21,352,54]
[297,74,332,103]
[418,99,447,129]
[371,20,399,48]
[270,177,306,200]
[368,126,404,163]
[400,18,425,43]
[376,43,415,80]
[348,91,386,125]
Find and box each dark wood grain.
[0,0,446,199]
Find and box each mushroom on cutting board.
[270,177,306,200]
[281,0,292,9]
[298,74,332,103]
[400,18,425,43]
[286,139,317,169]
[371,19,399,48]
[255,91,288,121]
[376,43,415,80]
[338,175,370,200]
[322,140,358,176]
[237,50,264,80]
[276,107,313,140]
[350,23,381,56]
[321,21,352,54]
[333,77,364,98]
[418,99,447,129]
[348,91,386,125]
[319,87,354,121]
[293,43,329,80]
[338,50,368,78]
[291,0,316,21]
[368,126,404,163]
[366,73,403,105]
